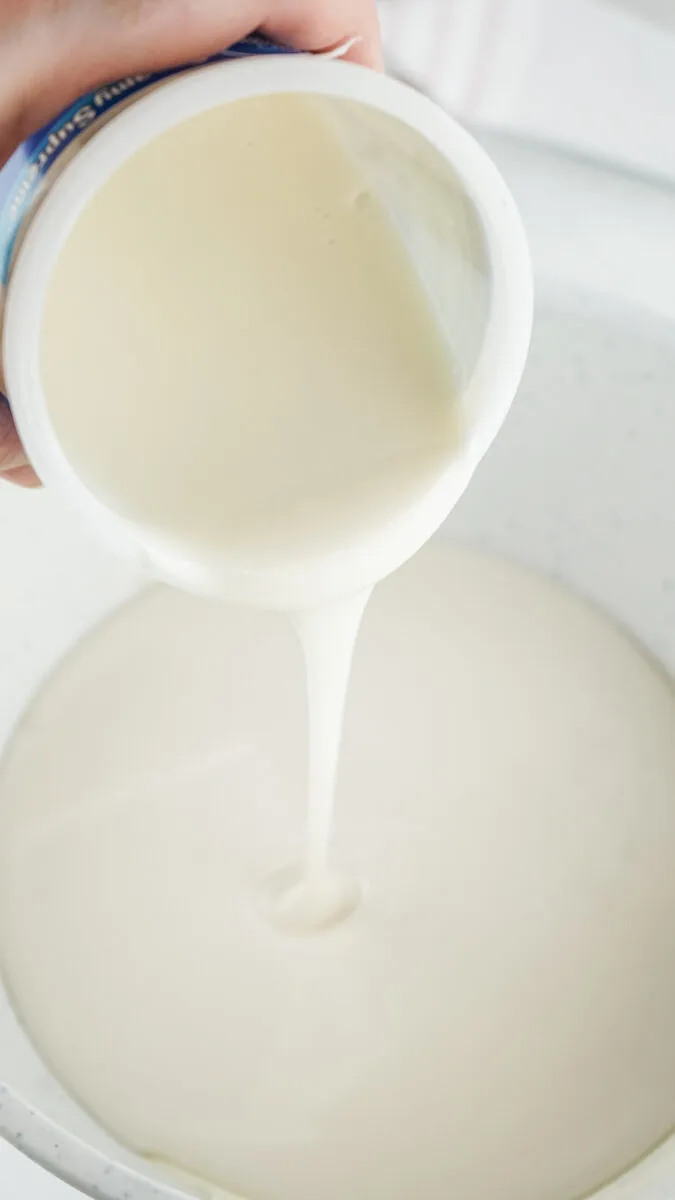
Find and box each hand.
[0,0,382,488]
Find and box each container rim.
[3,54,532,608]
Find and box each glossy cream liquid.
[39,95,459,574]
[2,546,675,1200]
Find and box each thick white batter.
[2,544,675,1200]
[39,95,459,573]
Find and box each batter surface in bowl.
[1,543,675,1200]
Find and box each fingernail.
[319,36,361,59]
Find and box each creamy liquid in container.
[40,94,460,579]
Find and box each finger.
[4,0,382,160]
[2,0,268,144]
[262,0,383,69]
[0,395,40,485]
[1,464,41,488]
[0,394,29,473]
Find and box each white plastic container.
[0,41,531,608]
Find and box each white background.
[5,0,675,1195]
[381,0,675,181]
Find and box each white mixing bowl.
[1,129,675,1200]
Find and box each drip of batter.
[261,590,371,933]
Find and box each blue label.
[0,34,291,285]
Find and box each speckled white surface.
[2,132,675,1200]
[0,1138,78,1200]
